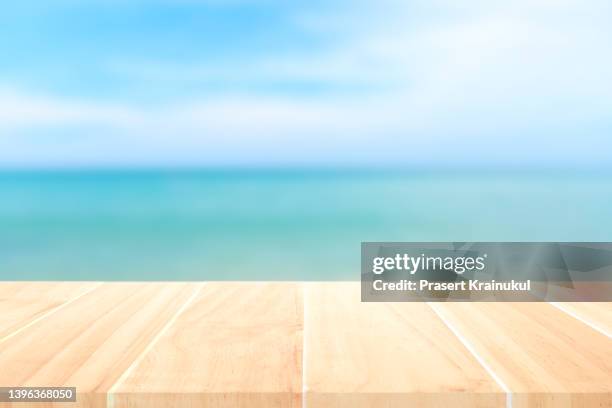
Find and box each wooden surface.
[304,283,504,407]
[554,302,612,337]
[0,282,610,408]
[112,282,303,408]
[434,302,612,408]
[0,283,196,408]
[0,282,97,340]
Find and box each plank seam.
[0,282,103,344]
[427,303,512,408]
[549,302,611,339]
[107,282,206,408]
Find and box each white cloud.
[0,88,144,129]
[2,0,612,166]
[108,0,612,107]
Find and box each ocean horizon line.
[0,164,611,177]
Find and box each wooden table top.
[0,282,610,408]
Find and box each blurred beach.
[2,2,612,281]
[1,169,611,281]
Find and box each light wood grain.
[555,302,612,336]
[304,283,504,407]
[112,282,303,408]
[0,282,197,408]
[0,282,610,408]
[435,302,612,408]
[0,282,97,340]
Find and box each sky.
[0,0,611,168]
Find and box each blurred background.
[0,1,611,280]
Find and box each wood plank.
[0,282,98,340]
[304,283,504,407]
[112,282,303,408]
[0,283,608,407]
[0,282,197,408]
[554,302,612,336]
[434,302,612,408]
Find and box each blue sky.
[1,0,611,168]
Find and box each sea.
[1,169,611,280]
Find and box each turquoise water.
[1,170,611,280]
